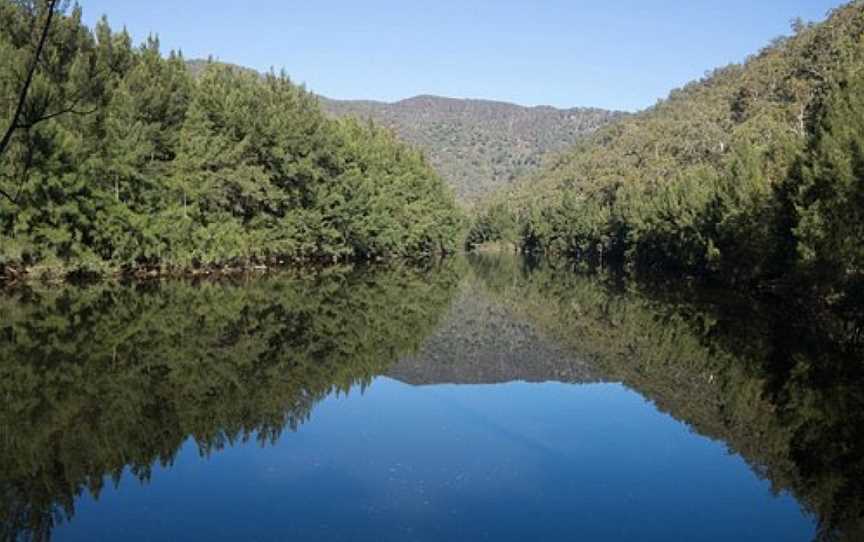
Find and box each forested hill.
[469,1,864,300]
[186,59,622,205]
[0,4,465,280]
[186,57,259,79]
[187,59,622,205]
[320,95,622,204]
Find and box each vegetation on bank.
[468,2,864,299]
[0,2,464,280]
[3,0,861,297]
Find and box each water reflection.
[466,254,864,542]
[0,263,462,541]
[0,255,861,541]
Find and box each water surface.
[2,255,862,541]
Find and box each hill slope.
[469,1,864,294]
[321,95,623,204]
[186,60,623,205]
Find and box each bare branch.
[15,103,98,131]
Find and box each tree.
[0,1,104,213]
[0,0,58,163]
[1,3,464,276]
[793,73,864,287]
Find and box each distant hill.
[186,58,261,79]
[186,59,622,204]
[321,95,623,204]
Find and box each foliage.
[0,3,464,279]
[792,70,864,290]
[468,2,864,298]
[321,95,623,205]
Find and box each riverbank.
[0,252,456,286]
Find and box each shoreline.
[0,254,455,287]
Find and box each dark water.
[1,255,862,541]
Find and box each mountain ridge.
[330,93,607,112]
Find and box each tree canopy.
[0,2,465,279]
[467,2,864,299]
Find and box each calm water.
[1,255,862,541]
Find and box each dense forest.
[0,2,464,280]
[468,2,864,300]
[3,0,862,296]
[187,62,622,207]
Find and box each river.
[1,254,861,541]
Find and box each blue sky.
[80,0,844,112]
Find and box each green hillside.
[185,60,622,206]
[322,95,622,205]
[469,2,864,297]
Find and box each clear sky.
[80,0,845,112]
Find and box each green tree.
[793,73,864,288]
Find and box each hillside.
[320,95,623,204]
[186,59,622,205]
[469,1,864,295]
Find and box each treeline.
[468,2,864,298]
[0,2,464,279]
[0,262,460,540]
[469,254,864,541]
